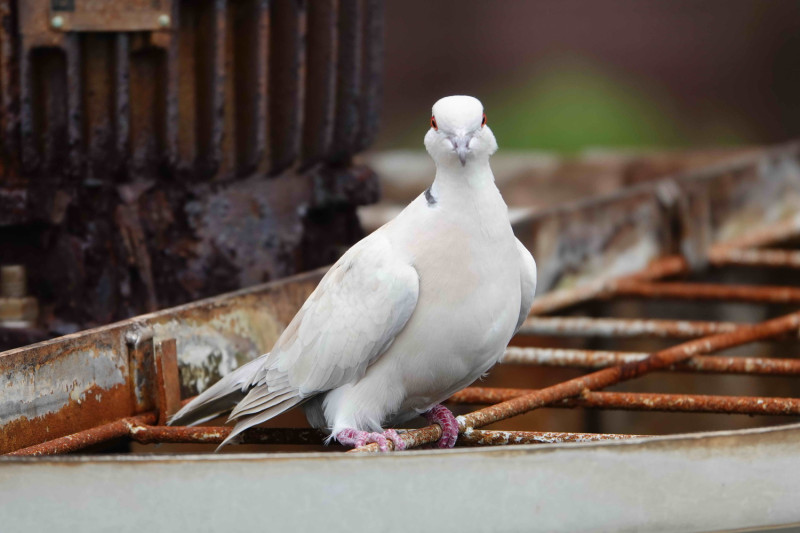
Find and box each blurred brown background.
[376,0,800,151]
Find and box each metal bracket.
[126,326,180,422]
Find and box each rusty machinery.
[0,0,383,350]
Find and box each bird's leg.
[335,428,406,452]
[423,404,459,448]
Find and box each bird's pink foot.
[424,404,459,448]
[335,428,406,452]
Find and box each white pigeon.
[170,95,537,451]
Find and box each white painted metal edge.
[1,422,799,532]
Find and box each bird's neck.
[430,159,495,200]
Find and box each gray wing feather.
[183,233,419,448]
[168,355,266,426]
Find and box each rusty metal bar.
[153,339,181,425]
[6,414,329,455]
[708,217,800,253]
[127,424,328,446]
[709,248,800,269]
[500,347,800,376]
[528,255,689,316]
[457,429,644,446]
[574,391,800,416]
[449,387,800,416]
[6,413,157,457]
[126,330,155,413]
[612,281,800,304]
[517,316,742,339]
[352,310,800,452]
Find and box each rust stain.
[0,383,132,454]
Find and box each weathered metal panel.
[2,424,800,532]
[47,0,175,33]
[0,268,323,453]
[514,142,800,297]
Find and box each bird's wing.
[514,238,537,333]
[224,233,419,436]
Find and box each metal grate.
[6,144,800,455]
[4,142,800,455]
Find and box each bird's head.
[424,95,497,168]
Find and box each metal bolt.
[1,265,26,298]
[157,14,171,28]
[51,15,64,29]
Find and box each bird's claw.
[424,404,459,448]
[335,428,406,452]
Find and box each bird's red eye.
[481,113,486,127]
[431,116,438,130]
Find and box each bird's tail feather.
[216,396,304,450]
[168,355,266,427]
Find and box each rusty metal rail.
[710,248,800,269]
[500,347,800,375]
[518,317,743,339]
[457,429,644,446]
[7,415,330,456]
[450,388,800,416]
[611,281,800,304]
[8,416,643,455]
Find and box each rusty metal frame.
[3,141,800,456]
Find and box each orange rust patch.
[0,384,134,454]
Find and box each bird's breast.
[387,212,520,397]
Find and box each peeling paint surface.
[150,300,297,396]
[0,269,324,453]
[0,348,126,425]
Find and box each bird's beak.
[450,135,472,166]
